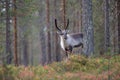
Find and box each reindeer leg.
[65,47,68,57]
[64,47,69,61]
[81,43,84,48]
[65,46,72,60]
[64,51,69,62]
[67,46,73,59]
[81,43,84,55]
[69,46,73,54]
[65,51,68,58]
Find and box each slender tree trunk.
[62,0,66,28]
[39,30,47,65]
[104,0,110,52]
[13,0,18,66]
[6,0,12,64]
[38,1,47,65]
[46,0,51,63]
[82,0,94,56]
[79,0,82,33]
[73,12,76,32]
[110,0,117,54]
[117,0,120,54]
[29,39,33,65]
[54,0,61,61]
[77,10,81,32]
[23,37,29,66]
[61,0,67,58]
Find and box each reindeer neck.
[60,36,65,50]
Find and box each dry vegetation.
[0,55,120,80]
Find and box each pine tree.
[82,0,94,56]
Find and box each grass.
[0,54,120,80]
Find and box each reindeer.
[55,19,83,58]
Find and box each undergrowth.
[0,55,120,80]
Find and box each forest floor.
[0,54,120,80]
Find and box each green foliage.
[0,55,120,80]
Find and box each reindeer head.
[55,19,69,39]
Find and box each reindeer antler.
[65,19,69,30]
[55,19,61,31]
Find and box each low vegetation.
[0,55,120,80]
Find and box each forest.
[0,0,120,80]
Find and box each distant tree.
[78,0,82,33]
[34,0,46,65]
[13,0,18,66]
[111,0,118,53]
[46,0,51,63]
[23,37,29,66]
[62,0,66,28]
[117,0,120,54]
[104,0,110,52]
[6,0,12,64]
[61,0,67,57]
[82,0,94,56]
[54,0,61,61]
[39,24,47,65]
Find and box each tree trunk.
[79,0,82,33]
[6,0,12,64]
[117,0,120,54]
[110,0,116,54]
[62,0,66,28]
[23,37,29,66]
[82,0,94,56]
[38,1,47,65]
[39,29,47,65]
[104,0,110,52]
[46,0,51,63]
[13,0,18,66]
[54,0,61,61]
[29,39,33,65]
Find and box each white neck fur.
[60,36,65,50]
